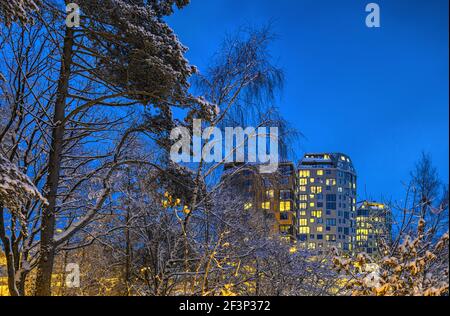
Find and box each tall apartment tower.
[222,162,297,241]
[296,153,357,253]
[356,201,392,255]
[260,162,297,241]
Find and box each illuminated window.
[317,170,324,176]
[244,203,252,210]
[280,201,291,211]
[308,243,316,250]
[299,219,307,226]
[309,194,315,199]
[299,186,306,192]
[298,227,310,234]
[299,178,307,185]
[299,203,307,210]
[299,170,310,177]
[311,186,322,194]
[310,218,315,223]
[265,190,274,199]
[261,202,270,210]
[299,211,306,216]
[326,179,336,186]
[317,226,323,232]
[357,229,369,235]
[299,194,307,201]
[324,154,330,160]
[309,202,315,207]
[340,156,346,161]
[309,178,315,183]
[312,210,322,218]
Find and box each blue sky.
[167,0,449,203]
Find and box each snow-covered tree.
[0,0,213,296]
[0,154,47,211]
[0,0,39,26]
[333,219,449,296]
[0,155,48,296]
[1,1,304,297]
[409,152,449,235]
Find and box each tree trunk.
[34,27,74,296]
[0,208,19,296]
[124,205,132,295]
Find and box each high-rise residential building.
[260,162,297,241]
[355,201,392,255]
[222,161,297,241]
[296,153,357,253]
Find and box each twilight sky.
[167,0,449,203]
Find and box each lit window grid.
[296,167,356,251]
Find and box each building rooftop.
[357,201,388,210]
[298,152,356,173]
